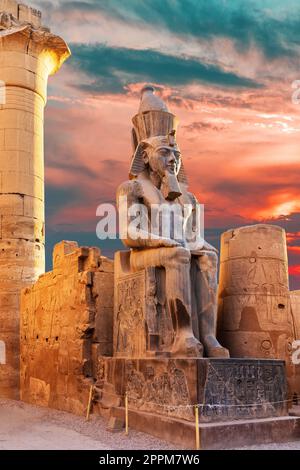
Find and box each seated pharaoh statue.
[116,85,229,359]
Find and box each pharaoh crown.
[130,86,188,185]
[131,85,178,149]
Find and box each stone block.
[0,129,4,148]
[0,0,18,17]
[0,193,24,215]
[53,240,79,270]
[80,247,102,271]
[23,195,44,219]
[4,87,44,115]
[29,377,50,407]
[99,256,114,273]
[93,271,114,308]
[0,291,19,311]
[4,128,43,154]
[106,416,124,433]
[0,109,43,135]
[94,307,113,355]
[0,67,37,93]
[0,149,30,173]
[99,357,288,423]
[1,171,44,199]
[111,407,300,450]
[1,215,44,242]
[18,3,42,29]
[0,51,38,72]
[114,251,162,358]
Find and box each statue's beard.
[160,171,182,200]
[149,168,182,200]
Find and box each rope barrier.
[96,385,292,451]
[125,392,129,436]
[194,405,200,450]
[86,385,94,421]
[98,388,292,409]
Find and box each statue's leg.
[131,247,203,357]
[194,250,229,358]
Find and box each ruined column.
[217,224,298,394]
[0,0,70,398]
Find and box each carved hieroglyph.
[115,272,146,356]
[97,357,288,424]
[202,359,287,422]
[125,360,193,421]
[0,1,70,398]
[114,252,175,357]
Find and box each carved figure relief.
[125,360,193,421]
[115,274,146,356]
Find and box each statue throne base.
[93,251,300,448]
[114,250,178,358]
[96,355,299,449]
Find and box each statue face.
[144,145,182,178]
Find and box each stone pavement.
[0,399,299,450]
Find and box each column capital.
[0,9,70,75]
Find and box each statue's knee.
[165,247,191,266]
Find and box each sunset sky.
[32,0,300,289]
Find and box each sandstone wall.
[20,241,114,415]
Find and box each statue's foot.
[203,335,230,358]
[206,346,229,358]
[172,334,204,358]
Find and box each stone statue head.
[142,132,181,178]
[130,131,185,200]
[129,86,188,189]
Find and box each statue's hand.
[189,239,218,255]
[151,237,181,248]
[202,240,218,253]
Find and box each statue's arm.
[186,192,218,253]
[117,180,180,249]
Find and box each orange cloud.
[44,78,300,285]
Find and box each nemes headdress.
[129,85,188,185]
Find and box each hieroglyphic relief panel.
[144,267,159,351]
[115,267,174,357]
[221,293,292,331]
[125,360,193,421]
[114,271,146,357]
[201,359,287,422]
[222,258,289,296]
[148,267,174,352]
